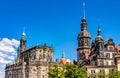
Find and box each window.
[106,61,109,66]
[99,44,103,50]
[111,62,114,65]
[100,69,105,73]
[99,53,103,58]
[91,70,95,74]
[100,61,104,66]
[100,69,105,77]
[109,69,114,73]
[109,47,113,51]
[106,53,110,58]
[39,54,42,60]
[43,53,45,59]
[112,53,115,58]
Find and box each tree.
[48,64,64,78]
[65,64,87,78]
[48,64,87,78]
[97,72,107,78]
[107,71,120,78]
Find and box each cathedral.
[5,31,71,78]
[5,32,54,78]
[5,2,120,78]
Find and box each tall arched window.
[39,54,42,60]
[99,44,103,50]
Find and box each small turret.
[95,26,103,41]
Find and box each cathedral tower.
[20,31,27,51]
[77,2,91,66]
[17,31,27,59]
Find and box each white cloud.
[0,38,20,53]
[7,56,15,60]
[66,59,71,62]
[12,39,20,47]
[0,52,15,60]
[0,57,12,64]
[0,71,5,78]
[0,52,7,58]
[0,37,20,78]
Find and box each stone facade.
[115,55,120,71]
[5,32,54,78]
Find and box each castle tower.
[77,2,91,66]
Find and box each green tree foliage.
[97,72,107,78]
[65,64,87,78]
[48,64,87,78]
[48,64,120,78]
[48,64,65,78]
[108,71,120,78]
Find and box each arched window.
[39,54,42,60]
[43,53,46,59]
[99,44,103,50]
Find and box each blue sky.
[0,0,120,74]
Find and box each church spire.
[83,2,86,19]
[97,26,101,36]
[21,27,26,40]
[81,2,88,31]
